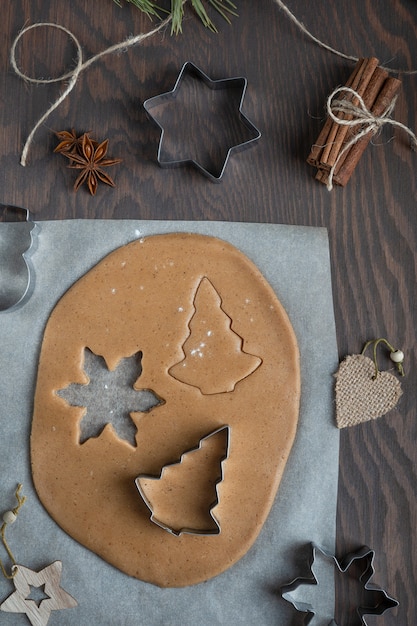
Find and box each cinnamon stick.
[315,169,327,184]
[332,76,402,186]
[307,58,366,167]
[321,57,380,168]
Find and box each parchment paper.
[0,220,339,625]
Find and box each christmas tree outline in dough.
[135,425,230,536]
[169,277,262,394]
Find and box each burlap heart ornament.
[335,354,403,428]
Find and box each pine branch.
[113,0,162,19]
[172,0,237,33]
[112,0,238,34]
[208,0,238,23]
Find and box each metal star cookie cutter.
[281,543,399,625]
[135,425,230,536]
[0,204,37,312]
[143,62,261,182]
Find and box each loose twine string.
[0,484,26,580]
[272,0,417,76]
[11,16,173,166]
[9,1,417,167]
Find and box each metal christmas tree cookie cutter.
[281,543,399,625]
[143,62,261,182]
[135,425,230,536]
[0,204,37,312]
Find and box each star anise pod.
[63,133,122,196]
[54,129,88,157]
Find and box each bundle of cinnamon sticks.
[307,57,402,187]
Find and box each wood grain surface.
[1,1,416,623]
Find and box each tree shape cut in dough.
[169,277,262,394]
[58,348,163,446]
[135,426,229,536]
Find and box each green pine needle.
[172,0,237,33]
[188,1,214,32]
[114,0,160,17]
[171,0,185,33]
[113,0,162,19]
[113,0,237,34]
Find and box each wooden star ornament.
[0,560,77,626]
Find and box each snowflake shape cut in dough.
[58,348,164,447]
[281,544,398,626]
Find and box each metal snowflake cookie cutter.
[135,425,230,536]
[143,62,261,182]
[0,204,38,312]
[281,543,399,625]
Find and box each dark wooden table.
[1,1,416,623]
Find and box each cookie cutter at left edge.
[0,204,37,312]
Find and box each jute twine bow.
[325,86,417,190]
